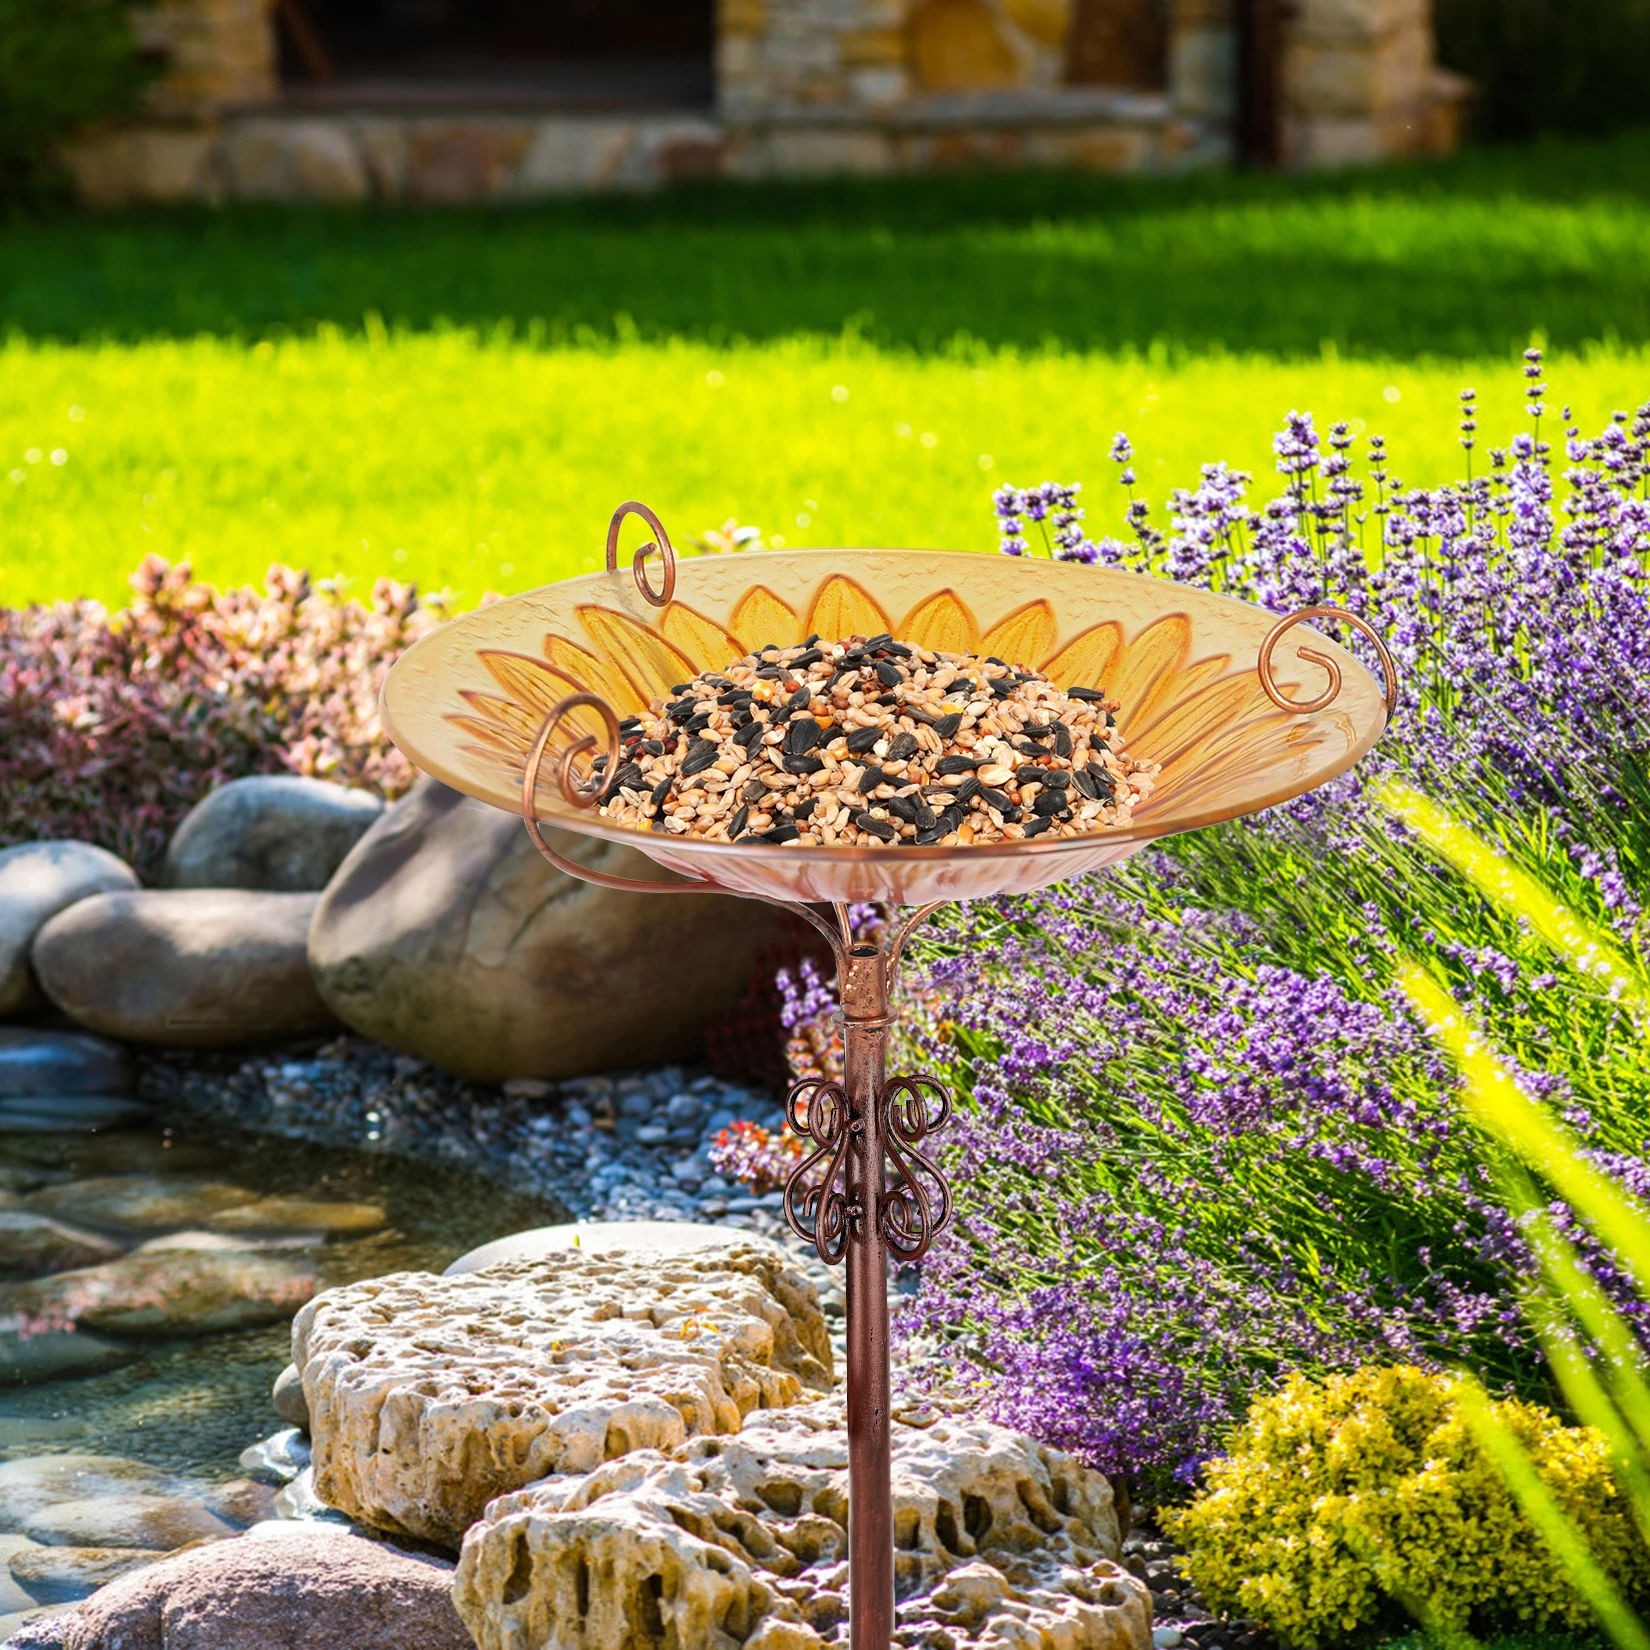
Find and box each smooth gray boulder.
[306,778,790,1083]
[7,1526,474,1650]
[0,845,138,1017]
[161,777,383,894]
[32,892,336,1047]
[0,1031,130,1099]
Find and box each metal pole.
[840,943,894,1650]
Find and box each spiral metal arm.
[1257,604,1399,719]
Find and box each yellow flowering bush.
[1163,1366,1647,1647]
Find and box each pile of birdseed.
[591,633,1156,848]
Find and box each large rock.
[0,1245,315,1337]
[0,845,139,1018]
[6,1526,473,1650]
[162,777,384,894]
[293,1240,833,1545]
[31,892,336,1047]
[307,778,791,1083]
[0,1459,181,1529]
[23,1177,259,1232]
[0,1033,130,1100]
[455,1399,1150,1650]
[0,1212,124,1280]
[22,1497,235,1552]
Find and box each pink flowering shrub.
[0,558,448,879]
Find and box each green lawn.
[4,132,1650,608]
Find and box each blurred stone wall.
[63,0,1466,204]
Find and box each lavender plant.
[890,351,1650,1487]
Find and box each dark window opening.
[275,0,715,109]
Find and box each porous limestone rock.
[293,1241,833,1546]
[454,1399,1151,1650]
[161,776,384,893]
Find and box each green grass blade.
[1531,1313,1650,1544]
[1522,1214,1650,1462]
[1453,1376,1650,1650]
[1377,779,1650,1017]
[1400,965,1650,1294]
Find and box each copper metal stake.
[841,942,895,1650]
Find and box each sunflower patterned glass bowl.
[380,546,1391,905]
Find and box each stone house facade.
[68,0,1466,205]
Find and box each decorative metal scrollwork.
[606,501,676,608]
[783,1077,856,1266]
[878,1073,954,1263]
[1257,605,1399,720]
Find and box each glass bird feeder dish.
[380,502,1397,1650]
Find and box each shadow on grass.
[3,131,1650,357]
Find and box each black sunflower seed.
[789,649,823,670]
[1041,770,1071,789]
[683,713,713,736]
[858,767,888,794]
[742,778,769,804]
[618,717,642,733]
[784,754,825,775]
[649,777,672,808]
[732,720,765,749]
[763,824,800,845]
[793,796,817,820]
[1052,721,1073,758]
[1015,766,1047,786]
[885,731,919,762]
[914,824,948,845]
[935,712,964,740]
[939,806,965,833]
[639,739,665,756]
[1082,763,1116,795]
[854,813,898,842]
[728,804,749,839]
[679,739,721,777]
[785,685,812,712]
[885,794,920,824]
[874,661,903,688]
[666,699,696,723]
[913,800,937,830]
[953,776,983,806]
[985,656,1008,667]
[978,787,1012,814]
[786,718,824,755]
[845,727,883,754]
[863,633,893,650]
[935,754,980,775]
[1067,686,1106,703]
[1023,816,1052,836]
[717,689,752,706]
[603,761,644,800]
[669,682,691,694]
[1002,805,1023,823]
[756,665,787,680]
[1018,723,1054,741]
[881,640,913,659]
[904,708,939,729]
[987,678,1016,698]
[1033,789,1070,817]
[1016,739,1050,758]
